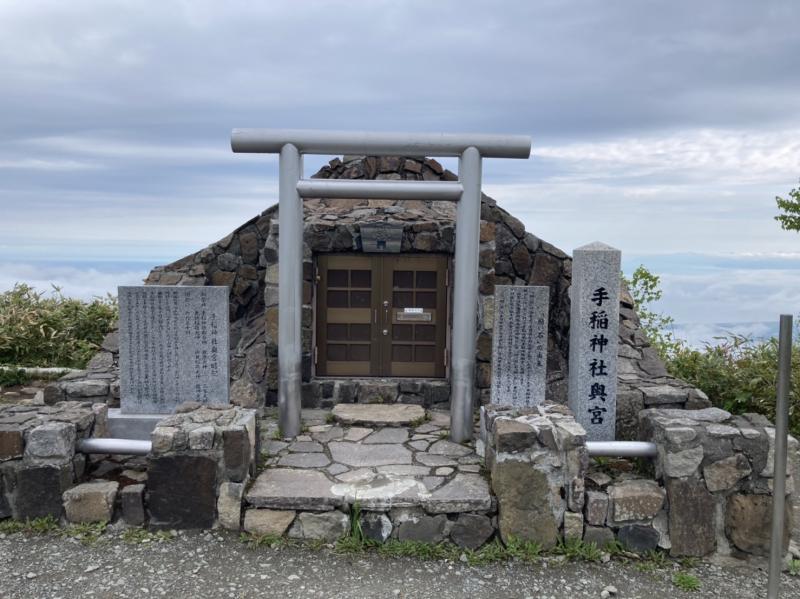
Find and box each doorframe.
[312,252,451,379]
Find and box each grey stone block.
[121,484,146,526]
[25,422,76,463]
[63,481,118,523]
[147,455,217,529]
[450,513,494,550]
[617,524,659,554]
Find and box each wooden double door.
[315,254,448,378]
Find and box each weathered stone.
[493,419,537,453]
[617,524,659,554]
[63,481,118,523]
[62,380,110,398]
[726,493,791,556]
[427,440,472,458]
[230,378,261,409]
[0,427,24,460]
[223,427,251,482]
[492,461,559,548]
[288,441,324,453]
[663,445,704,478]
[121,484,146,526]
[360,512,393,543]
[641,385,688,406]
[25,422,76,462]
[288,511,349,541]
[703,454,751,492]
[583,525,615,548]
[450,513,494,549]
[416,453,457,467]
[363,428,408,444]
[246,468,342,511]
[13,464,72,520]
[332,403,424,427]
[607,480,665,524]
[584,490,608,526]
[329,442,412,467]
[563,511,584,541]
[217,482,244,530]
[425,474,492,513]
[397,513,447,543]
[147,455,217,529]
[244,509,296,536]
[356,381,398,404]
[667,477,716,557]
[277,453,331,468]
[343,427,372,442]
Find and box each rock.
[13,464,73,520]
[355,381,398,404]
[726,493,791,556]
[331,403,425,427]
[288,441,324,453]
[663,445,704,478]
[328,442,412,467]
[617,524,659,554]
[362,428,409,444]
[493,419,537,452]
[667,477,716,557]
[703,454,752,492]
[607,480,665,524]
[397,513,447,543]
[583,525,615,548]
[147,455,217,529]
[450,513,494,549]
[246,469,343,511]
[584,491,608,526]
[277,453,331,468]
[223,427,251,483]
[416,453,457,467]
[188,426,215,450]
[563,511,583,541]
[230,378,262,409]
[0,428,24,460]
[121,484,146,526]
[424,474,492,513]
[492,460,559,549]
[25,422,76,462]
[360,512,393,543]
[427,440,473,458]
[217,482,244,530]
[61,380,109,398]
[243,509,296,537]
[63,481,118,523]
[288,511,349,541]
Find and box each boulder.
[288,511,350,541]
[63,481,118,523]
[244,509,296,537]
[450,513,494,549]
[726,493,792,556]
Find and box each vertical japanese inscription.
[118,286,229,414]
[490,285,549,407]
[567,242,621,441]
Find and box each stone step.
[331,403,426,427]
[245,467,492,513]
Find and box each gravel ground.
[0,530,798,599]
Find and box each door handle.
[382,329,388,336]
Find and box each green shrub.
[0,367,30,387]
[626,266,799,437]
[0,283,118,369]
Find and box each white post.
[278,143,303,438]
[450,146,482,442]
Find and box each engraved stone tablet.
[490,286,549,407]
[567,242,621,441]
[118,286,229,414]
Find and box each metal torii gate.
[231,129,531,441]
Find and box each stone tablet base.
[107,409,164,440]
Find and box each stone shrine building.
[52,154,707,437]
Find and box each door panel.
[316,254,447,377]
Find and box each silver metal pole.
[586,441,658,458]
[232,128,532,159]
[296,179,463,201]
[76,438,152,455]
[768,313,792,598]
[278,143,303,438]
[450,146,482,443]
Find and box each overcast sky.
[1,1,799,337]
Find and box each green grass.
[63,521,107,545]
[0,516,60,535]
[325,413,336,424]
[789,559,800,577]
[553,538,603,562]
[672,572,701,592]
[239,532,289,549]
[504,536,543,562]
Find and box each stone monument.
[118,285,230,416]
[567,242,621,441]
[490,285,549,407]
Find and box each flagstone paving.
[247,406,490,513]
